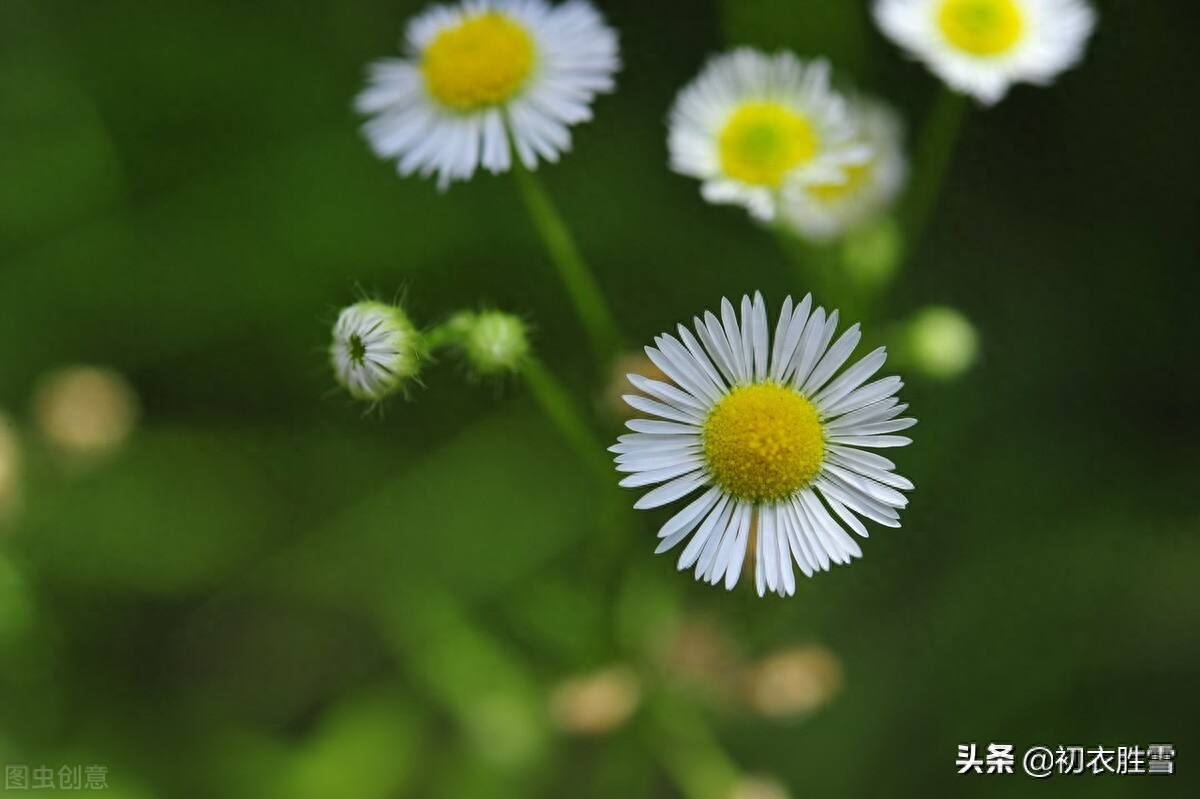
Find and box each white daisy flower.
[355,0,620,189]
[667,49,868,222]
[331,301,422,401]
[612,293,915,597]
[873,0,1097,104]
[780,97,908,242]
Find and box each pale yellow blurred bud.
[548,665,641,735]
[743,645,843,718]
[728,776,792,799]
[0,413,21,525]
[904,306,979,380]
[33,366,138,460]
[600,351,668,422]
[654,615,743,703]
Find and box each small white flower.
[330,301,422,401]
[873,0,1096,104]
[668,49,867,221]
[780,97,908,242]
[613,293,915,597]
[356,0,620,189]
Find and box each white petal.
[634,471,708,510]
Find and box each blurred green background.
[1,0,1197,796]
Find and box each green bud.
[904,306,979,380]
[841,216,903,290]
[461,311,530,375]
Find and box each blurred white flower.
[613,293,915,596]
[356,0,619,189]
[874,0,1096,104]
[668,49,867,221]
[781,97,908,242]
[330,301,422,401]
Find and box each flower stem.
[421,320,464,353]
[519,356,610,479]
[772,224,866,320]
[646,697,741,799]
[514,165,621,366]
[900,87,969,250]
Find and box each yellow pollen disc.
[422,13,535,111]
[703,384,824,503]
[809,160,874,204]
[718,102,819,187]
[938,0,1025,56]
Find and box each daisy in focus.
[356,0,620,189]
[612,293,915,597]
[873,0,1096,104]
[331,301,422,402]
[780,97,908,243]
[668,49,868,221]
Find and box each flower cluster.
[337,0,1098,595]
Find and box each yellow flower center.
[422,13,536,111]
[938,0,1025,56]
[703,384,824,503]
[718,102,819,187]
[809,161,873,204]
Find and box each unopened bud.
[743,645,843,718]
[548,666,641,735]
[904,305,979,380]
[33,366,138,460]
[460,311,530,374]
[330,301,421,401]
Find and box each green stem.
[900,87,969,251]
[421,319,466,352]
[772,224,864,318]
[514,165,621,366]
[519,356,610,479]
[647,698,742,799]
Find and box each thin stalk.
[772,224,867,320]
[514,165,621,365]
[520,356,610,479]
[647,697,742,799]
[900,87,969,250]
[421,320,464,352]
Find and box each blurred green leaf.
[263,404,601,605]
[20,428,278,593]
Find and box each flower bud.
[33,366,138,461]
[460,310,529,375]
[330,301,421,401]
[904,305,979,380]
[548,665,641,736]
[743,645,843,718]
